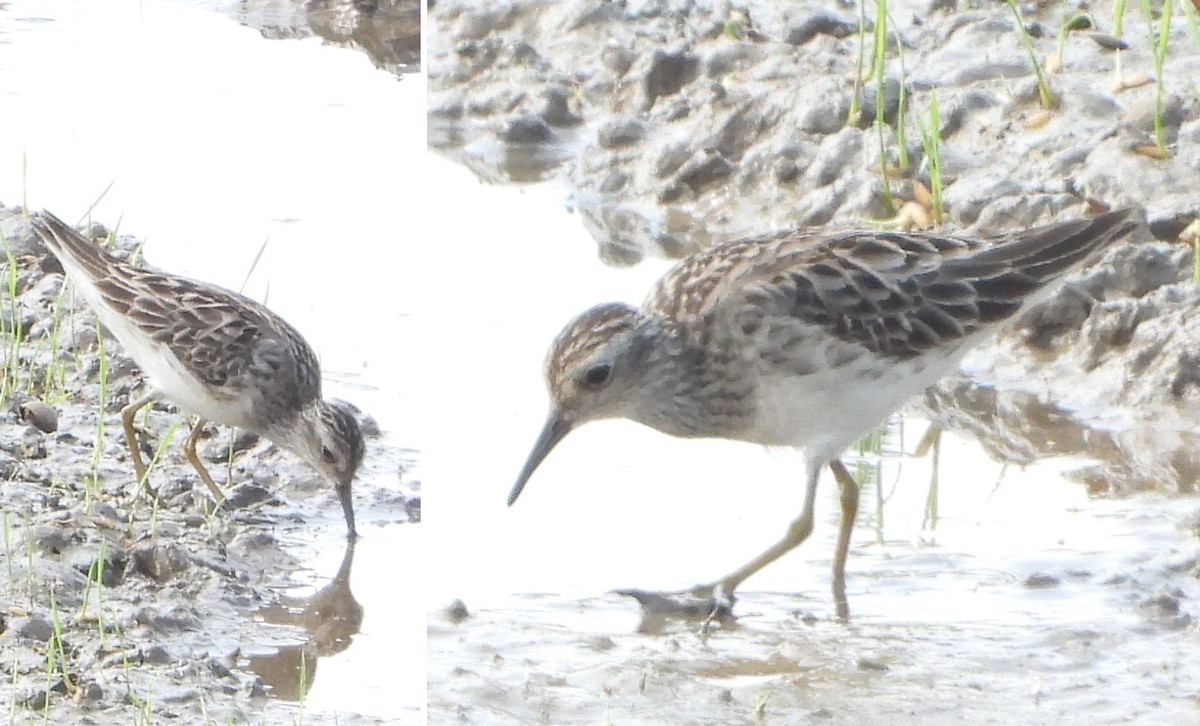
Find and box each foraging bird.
[32,211,365,537]
[509,207,1140,618]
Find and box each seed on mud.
[912,179,933,209]
[18,400,58,433]
[897,200,932,230]
[1089,33,1129,51]
[1021,110,1054,130]
[1178,219,1200,244]
[1132,144,1168,160]
[1113,73,1154,92]
[868,162,908,181]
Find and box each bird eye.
[582,363,612,389]
[322,446,337,464]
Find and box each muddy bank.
[429,0,1198,248]
[215,0,421,75]
[0,204,419,724]
[428,0,1200,492]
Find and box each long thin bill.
[508,412,572,506]
[338,480,358,539]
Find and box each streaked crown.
[290,399,366,486]
[543,302,659,425]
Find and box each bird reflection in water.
[246,540,363,700]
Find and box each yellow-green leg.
[183,419,225,502]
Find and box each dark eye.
[582,363,612,389]
[322,446,337,464]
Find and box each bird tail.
[30,211,116,282]
[938,207,1141,323]
[961,207,1140,282]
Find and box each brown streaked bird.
[32,211,365,537]
[509,207,1140,620]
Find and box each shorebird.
[32,211,365,537]
[508,207,1139,619]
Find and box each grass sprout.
[78,538,109,649]
[847,0,869,126]
[239,237,271,296]
[3,511,11,590]
[921,429,941,531]
[872,0,895,210]
[916,90,945,224]
[298,650,309,723]
[1184,0,1200,51]
[129,421,181,536]
[1143,0,1172,157]
[1007,0,1056,108]
[38,283,70,402]
[78,181,115,230]
[1052,11,1095,71]
[25,513,34,611]
[1,227,23,411]
[89,320,109,505]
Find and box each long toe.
[615,585,737,622]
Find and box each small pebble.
[1024,573,1061,589]
[16,615,54,642]
[18,400,58,433]
[143,644,172,664]
[444,599,470,624]
[858,657,890,672]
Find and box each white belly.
[745,346,966,458]
[97,307,258,428]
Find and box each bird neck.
[264,403,318,459]
[626,321,741,439]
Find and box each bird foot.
[614,582,738,631]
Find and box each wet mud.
[429,437,1200,725]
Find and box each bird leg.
[620,456,830,621]
[183,419,226,503]
[120,392,157,488]
[912,425,941,458]
[699,456,824,605]
[828,459,860,622]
